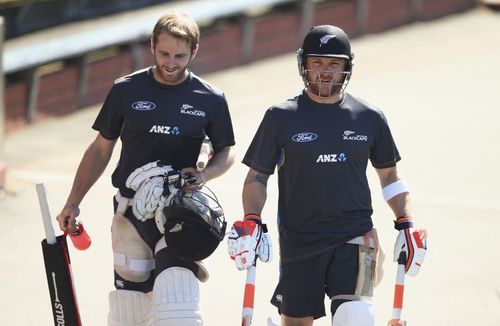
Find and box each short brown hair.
[152,11,200,50]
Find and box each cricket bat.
[37,183,82,326]
[388,251,407,326]
[242,264,257,326]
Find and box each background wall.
[2,0,478,134]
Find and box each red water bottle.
[67,222,92,250]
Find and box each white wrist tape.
[382,180,409,201]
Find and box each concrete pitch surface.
[1,7,499,326]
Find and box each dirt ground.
[1,7,499,326]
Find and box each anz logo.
[131,101,156,111]
[316,153,347,163]
[292,132,318,143]
[149,125,180,135]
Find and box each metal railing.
[3,0,300,74]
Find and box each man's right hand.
[227,214,271,270]
[56,203,80,234]
[393,217,427,277]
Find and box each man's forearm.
[202,146,234,181]
[377,166,412,218]
[242,170,269,216]
[66,141,114,206]
[387,192,412,217]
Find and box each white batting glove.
[393,217,428,277]
[256,232,272,263]
[125,161,173,191]
[154,183,180,233]
[131,176,164,221]
[227,214,270,270]
[126,160,181,222]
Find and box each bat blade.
[41,236,82,326]
[37,183,82,326]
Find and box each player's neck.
[305,88,343,104]
[152,66,189,86]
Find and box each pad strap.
[114,253,155,273]
[347,236,375,248]
[115,191,132,214]
[331,294,372,302]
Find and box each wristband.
[244,213,261,221]
[243,213,268,233]
[394,216,414,230]
[382,180,409,201]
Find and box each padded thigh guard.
[112,213,154,283]
[108,290,152,326]
[355,245,376,297]
[152,267,202,326]
[332,301,375,326]
[331,241,378,322]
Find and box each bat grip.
[242,265,257,325]
[196,153,209,170]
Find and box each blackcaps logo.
[180,104,206,117]
[319,35,336,47]
[131,101,156,111]
[343,130,368,141]
[292,132,318,143]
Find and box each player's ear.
[150,37,155,56]
[190,44,199,60]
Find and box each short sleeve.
[205,94,235,152]
[242,109,282,175]
[92,86,124,140]
[370,111,401,168]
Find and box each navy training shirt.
[93,68,235,196]
[243,91,400,263]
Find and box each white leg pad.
[108,290,152,326]
[332,300,375,326]
[152,267,202,326]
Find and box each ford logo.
[131,101,156,111]
[292,132,318,143]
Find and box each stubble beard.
[153,58,189,85]
[307,81,342,97]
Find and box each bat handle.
[36,183,57,245]
[242,265,257,325]
[390,251,407,325]
[196,140,213,171]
